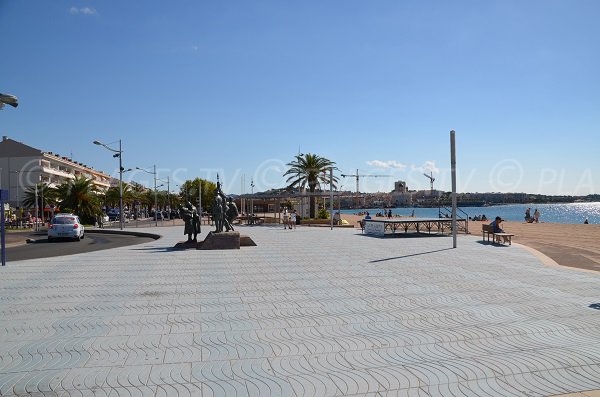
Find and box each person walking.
[282,208,289,229]
[533,208,540,223]
[290,210,297,229]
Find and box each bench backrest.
[482,224,494,232]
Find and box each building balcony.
[41,165,76,180]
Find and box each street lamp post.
[330,168,334,230]
[250,179,255,222]
[136,165,158,226]
[94,139,125,230]
[158,176,170,220]
[11,171,20,226]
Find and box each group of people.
[471,214,488,222]
[372,209,396,218]
[525,208,540,223]
[281,208,297,229]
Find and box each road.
[5,232,155,262]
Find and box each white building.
[0,136,111,208]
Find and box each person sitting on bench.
[490,216,510,244]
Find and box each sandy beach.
[341,213,600,273]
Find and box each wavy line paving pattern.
[1,226,600,396]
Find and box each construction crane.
[423,172,435,195]
[341,169,392,207]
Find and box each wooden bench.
[482,224,514,245]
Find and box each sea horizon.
[339,202,600,225]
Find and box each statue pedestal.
[174,232,257,250]
[200,231,240,250]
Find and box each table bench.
[357,220,365,233]
[482,224,515,245]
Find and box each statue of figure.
[212,195,224,233]
[216,181,233,232]
[180,201,200,242]
[226,196,239,231]
[212,175,238,233]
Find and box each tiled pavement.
[1,225,600,396]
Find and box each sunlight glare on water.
[342,202,600,225]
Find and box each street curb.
[85,229,162,240]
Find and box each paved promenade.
[1,225,600,396]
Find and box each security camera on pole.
[93,139,126,230]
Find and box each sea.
[340,202,600,225]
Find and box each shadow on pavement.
[370,248,454,263]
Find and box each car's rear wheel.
[48,236,53,242]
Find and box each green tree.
[102,186,121,208]
[284,153,338,218]
[56,176,101,223]
[22,183,57,213]
[318,207,330,219]
[180,178,217,212]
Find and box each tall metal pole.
[330,168,334,230]
[154,164,158,227]
[251,179,254,216]
[35,184,39,231]
[240,175,243,208]
[119,139,124,230]
[198,180,202,233]
[41,184,44,224]
[1,190,6,266]
[167,176,173,224]
[451,130,457,248]
[16,171,20,226]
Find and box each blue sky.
[1,0,599,195]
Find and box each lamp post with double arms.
[94,139,125,230]
[157,176,170,220]
[136,165,158,226]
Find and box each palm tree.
[22,183,57,215]
[284,153,338,218]
[102,184,134,210]
[123,182,143,216]
[56,176,101,223]
[103,186,121,208]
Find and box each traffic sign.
[0,189,7,201]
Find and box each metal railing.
[438,203,470,234]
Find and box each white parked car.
[48,213,85,241]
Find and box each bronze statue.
[226,196,239,231]
[212,175,239,233]
[180,201,200,242]
[212,195,224,233]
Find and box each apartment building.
[0,136,111,208]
